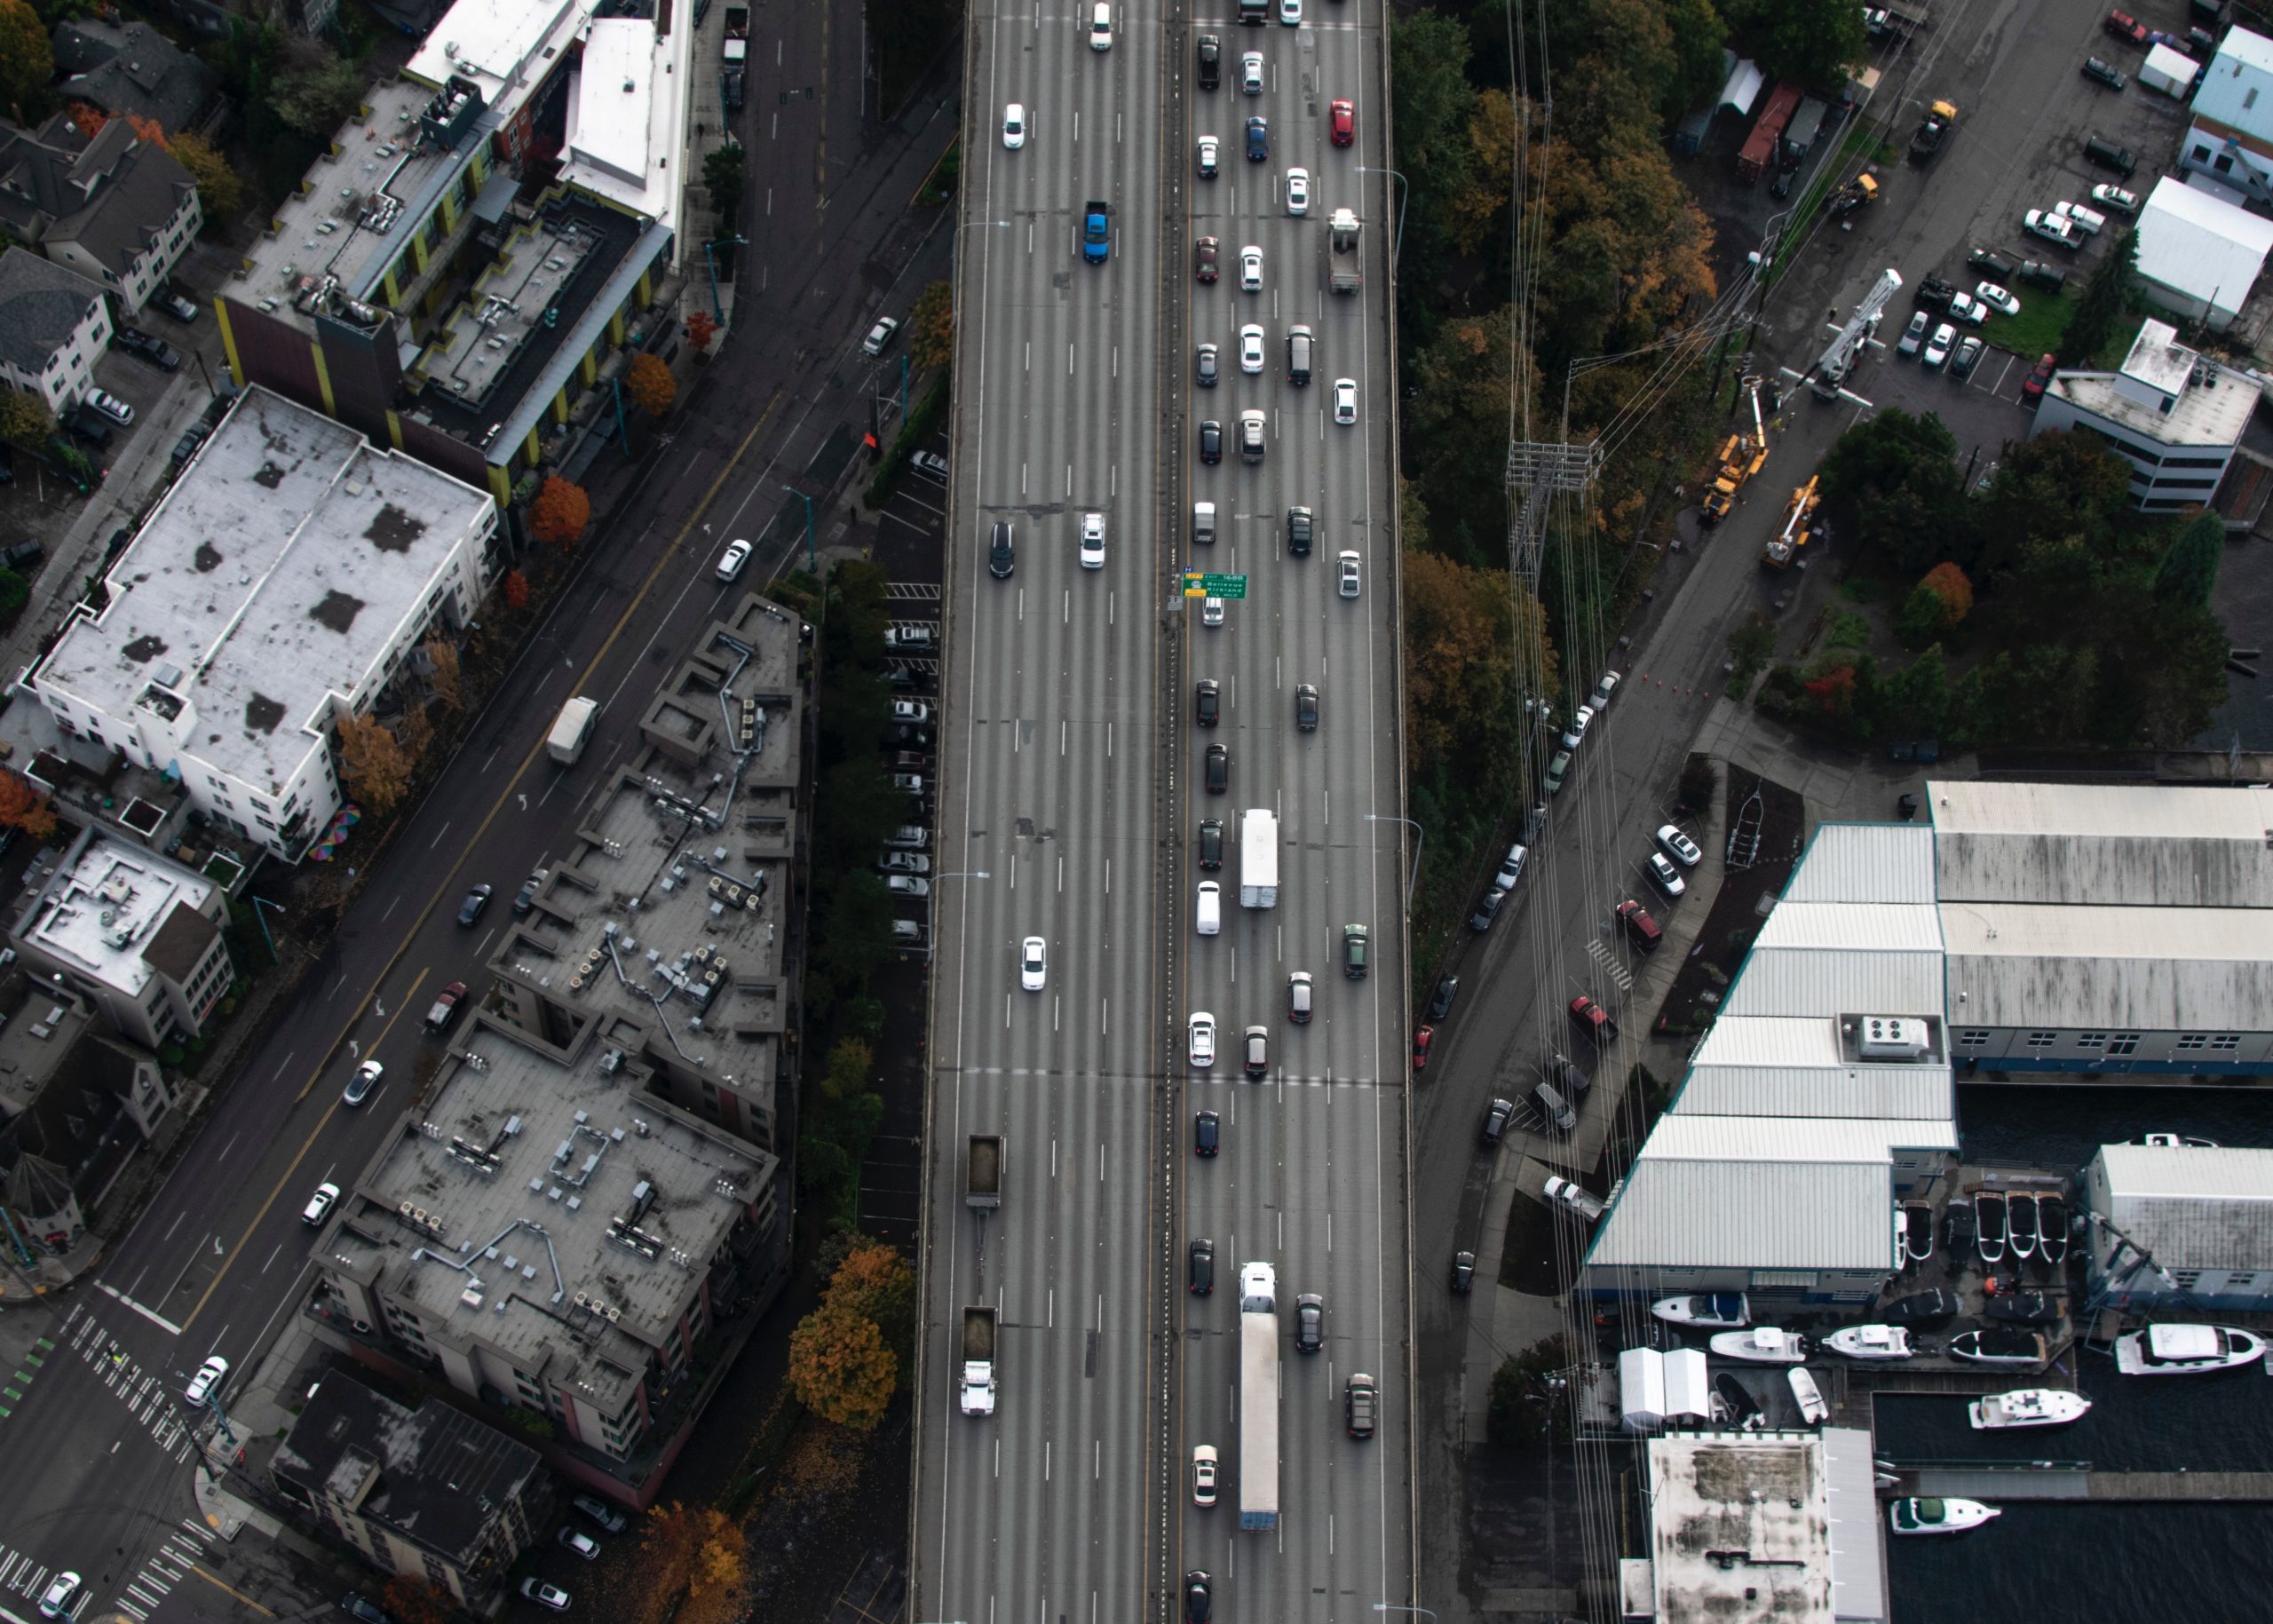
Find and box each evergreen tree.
[2153,511,2225,607]
[2063,226,2139,361]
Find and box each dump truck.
[966,1134,1002,1210]
[1762,476,1821,568]
[960,1307,998,1416]
[1910,99,1957,164]
[1736,83,1802,180]
[1239,808,1279,907]
[1827,172,1880,218]
[1326,208,1361,295]
[721,3,748,64]
[1700,382,1769,526]
[547,696,598,765]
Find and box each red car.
[1195,235,1220,283]
[1568,994,1619,1045]
[1329,99,1354,147]
[2022,352,2056,402]
[2103,8,2147,43]
[1411,1024,1434,1071]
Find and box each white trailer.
[1238,1263,1279,1529]
[1239,809,1279,907]
[547,696,598,765]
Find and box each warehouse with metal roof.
[2083,1143,2273,1311]
[1676,1016,1956,1123]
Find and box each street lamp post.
[247,893,285,967]
[1366,813,1423,918]
[702,235,750,327]
[1355,167,1410,276]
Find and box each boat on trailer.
[1976,1192,2007,1265]
[1942,1195,1976,1262]
[1882,1288,1960,1326]
[1709,1327,1809,1364]
[1949,1328,2047,1368]
[2008,1192,2039,1261]
[1651,1294,1750,1329]
[1969,1388,2092,1430]
[1822,1324,1914,1360]
[2115,1323,2266,1376]
[1889,1496,2000,1535]
[1787,1367,1828,1424]
[2038,1192,2068,1264]
[1903,1202,1934,1265]
[1982,1290,2061,1325]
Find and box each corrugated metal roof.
[1819,1428,1891,1623]
[1779,823,1936,904]
[1588,1152,1895,1270]
[2092,1144,2273,1270]
[1929,781,2273,907]
[1946,941,2273,1030]
[1645,1115,1942,1162]
[1941,903,2268,960]
[1756,901,1945,950]
[1723,947,1947,1019]
[1680,1029,1955,1123]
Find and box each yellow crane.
[1699,380,1769,525]
[1762,475,1820,568]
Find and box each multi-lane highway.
[914,2,1414,1616]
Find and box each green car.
[1342,923,1368,979]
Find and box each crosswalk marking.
[1584,937,1635,992]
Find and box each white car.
[891,699,931,724]
[2055,199,2106,236]
[1656,823,1703,867]
[1944,292,1985,326]
[1648,851,1685,896]
[1280,0,1301,21]
[2024,208,2080,248]
[558,1527,602,1561]
[2091,183,2139,213]
[36,1574,82,1620]
[345,1058,383,1105]
[886,875,931,898]
[1189,1011,1216,1067]
[1239,323,1265,373]
[1975,281,2020,316]
[1493,844,1528,892]
[1239,245,1263,292]
[1560,704,1595,749]
[1591,669,1621,708]
[1921,322,1955,368]
[520,1580,571,1613]
[716,537,751,581]
[1192,1444,1219,1507]
[85,388,133,426]
[1196,134,1218,177]
[1337,550,1361,598]
[1202,596,1224,626]
[1002,103,1026,149]
[1333,377,1357,424]
[1285,167,1309,216]
[184,1354,229,1408]
[1241,51,1263,92]
[1089,0,1111,49]
[1079,511,1105,567]
[302,1182,341,1226]
[860,316,899,356]
[1020,936,1047,991]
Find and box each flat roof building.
[2180,27,2273,206]
[28,388,501,861]
[2035,317,2255,511]
[2084,1142,2273,1311]
[2130,180,2273,331]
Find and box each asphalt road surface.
[911,2,1416,1618]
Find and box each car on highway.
[1951,336,1983,378]
[1188,1011,1216,1067]
[1199,419,1222,463]
[1286,504,1313,554]
[1184,1570,1213,1622]
[1333,377,1357,424]
[1192,1445,1218,1505]
[1344,1373,1377,1438]
[1288,970,1314,1022]
[1330,98,1354,146]
[1237,409,1265,463]
[519,1580,570,1612]
[990,521,1015,578]
[457,883,494,924]
[1195,678,1221,726]
[1199,818,1224,869]
[1656,824,1703,867]
[1921,322,1955,368]
[716,537,750,580]
[2092,183,2140,212]
[572,1494,629,1533]
[1412,1023,1434,1070]
[1976,281,2020,316]
[1294,1294,1324,1352]
[1205,743,1228,791]
[1451,1250,1476,1292]
[1079,511,1105,568]
[1195,1110,1219,1157]
[1020,936,1047,991]
[1279,0,1300,20]
[184,1354,229,1408]
[559,1527,602,1561]
[1342,922,1368,978]
[1089,0,1111,48]
[1239,244,1263,291]
[1241,51,1263,92]
[1196,342,1219,387]
[2082,55,2126,90]
[1196,133,1217,177]
[345,1058,383,1105]
[1194,235,1219,282]
[1561,703,1595,749]
[1239,323,1264,372]
[1002,103,1026,147]
[1246,115,1268,161]
[37,1574,83,1620]
[1428,974,1460,1020]
[1569,994,1619,1044]
[1285,166,1309,214]
[1197,31,1221,87]
[1493,844,1528,891]
[2023,352,2058,401]
[1243,1024,1269,1077]
[1647,851,1685,898]
[1338,550,1361,597]
[1295,683,1318,731]
[302,1181,341,1225]
[117,327,180,369]
[2024,208,2081,248]
[860,316,899,356]
[1897,310,1928,358]
[1188,1238,1215,1294]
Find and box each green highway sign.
[1182,572,1248,600]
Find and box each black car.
[1195,678,1221,726]
[1450,1250,1476,1293]
[116,328,181,369]
[171,423,210,464]
[1546,1052,1589,1100]
[1966,246,2015,280]
[1188,1238,1215,1294]
[1194,1109,1219,1156]
[2083,135,2135,175]
[1196,31,1221,89]
[989,521,1015,578]
[2016,259,2069,292]
[2082,56,2126,90]
[2,540,44,573]
[1469,889,1503,932]
[1204,742,1227,793]
[1913,274,1956,308]
[1245,115,1268,162]
[1478,1096,1514,1147]
[1427,974,1459,1020]
[456,883,494,925]
[1286,504,1313,555]
[341,1596,397,1624]
[1184,1571,1212,1624]
[1197,817,1224,869]
[1768,164,1796,199]
[1295,684,1318,732]
[1294,1293,1324,1353]
[1199,419,1222,464]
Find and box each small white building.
[28,388,501,861]
[2084,1143,2273,1311]
[2141,41,2201,99]
[2033,318,2254,511]
[9,828,234,1049]
[2181,26,2273,204]
[2131,178,2273,331]
[0,247,111,416]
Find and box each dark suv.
[1189,1238,1215,1294]
[1478,1097,1515,1147]
[1195,678,1221,726]
[1197,32,1221,89]
[1286,504,1313,555]
[989,521,1016,578]
[1198,817,1224,869]
[1967,246,2015,280]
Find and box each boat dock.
[1901,1462,2273,1502]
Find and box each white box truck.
[547,697,598,765]
[1239,808,1278,907]
[1238,1262,1279,1529]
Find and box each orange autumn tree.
[684,309,717,353]
[0,770,58,840]
[527,475,590,547]
[788,1303,894,1430]
[625,351,676,416]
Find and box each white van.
[1090,1,1112,49]
[1196,880,1222,935]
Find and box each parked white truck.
[1239,808,1279,907]
[547,696,598,765]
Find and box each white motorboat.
[1822,1324,1913,1360]
[1787,1367,1828,1424]
[2115,1323,2266,1376]
[1651,1294,1750,1329]
[1969,1388,2092,1430]
[2136,1133,2220,1149]
[1888,1496,2000,1535]
[1709,1327,1808,1364]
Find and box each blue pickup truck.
[1081,200,1109,264]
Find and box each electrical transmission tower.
[1504,434,1601,592]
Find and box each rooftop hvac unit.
[573,1290,589,1308]
[1856,1015,1932,1061]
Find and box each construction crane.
[1762,474,1821,568]
[1700,379,1770,526]
[1807,267,1904,401]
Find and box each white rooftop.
[1645,1433,1836,1624]
[561,18,685,223]
[2090,1143,2273,1271]
[1777,823,1936,904]
[1930,780,2273,907]
[406,0,601,107]
[2135,178,2273,319]
[35,388,495,797]
[16,833,214,1001]
[1680,1016,1954,1121]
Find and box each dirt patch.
[1654,764,1808,1037]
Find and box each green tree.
[1719,0,1865,87]
[907,279,953,371]
[1389,7,1478,332]
[2063,226,2138,360]
[171,131,244,221]
[1659,0,1731,119]
[1404,308,1521,567]
[2133,601,2230,744]
[1817,409,1968,574]
[1884,645,1951,737]
[0,389,51,450]
[702,145,745,222]
[0,0,55,123]
[1727,612,1776,684]
[2153,511,2224,607]
[1975,430,2135,588]
[273,57,362,136]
